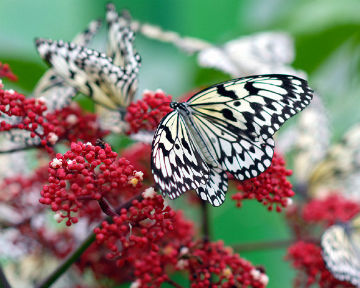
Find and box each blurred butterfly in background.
[116,13,305,79]
[35,4,140,111]
[197,32,306,78]
[151,74,313,206]
[321,213,360,287]
[307,123,360,200]
[35,3,141,133]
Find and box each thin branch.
[232,238,320,252]
[35,193,143,288]
[98,197,118,217]
[0,264,12,288]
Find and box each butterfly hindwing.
[196,167,228,207]
[151,111,210,199]
[190,111,275,181]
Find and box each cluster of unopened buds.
[40,141,144,225]
[92,188,269,288]
[125,89,173,134]
[232,152,294,212]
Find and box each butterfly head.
[170,102,190,115]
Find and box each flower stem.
[35,232,95,288]
[0,264,11,288]
[201,200,210,242]
[35,193,143,288]
[98,197,118,217]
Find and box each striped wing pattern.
[151,74,313,206]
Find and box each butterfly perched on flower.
[321,213,360,287]
[151,74,313,206]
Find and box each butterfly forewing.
[151,111,210,199]
[189,75,313,142]
[188,74,312,181]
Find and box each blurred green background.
[1,0,360,287]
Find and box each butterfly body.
[171,101,220,167]
[152,74,313,206]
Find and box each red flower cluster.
[287,241,354,288]
[77,209,194,286]
[232,152,294,212]
[125,89,173,134]
[0,62,18,81]
[91,190,192,287]
[0,82,107,153]
[94,190,175,266]
[92,189,266,288]
[186,241,268,288]
[0,87,50,148]
[302,194,360,226]
[40,142,143,225]
[45,103,109,147]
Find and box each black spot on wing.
[222,108,237,122]
[217,84,237,99]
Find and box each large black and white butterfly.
[151,74,313,206]
[321,214,360,287]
